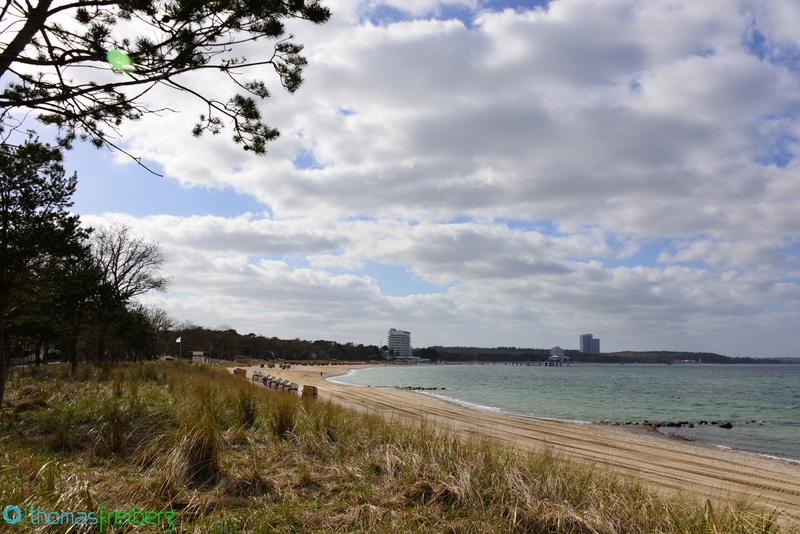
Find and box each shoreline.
[416,387,800,466]
[326,364,800,464]
[235,363,800,523]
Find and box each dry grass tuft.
[89,397,131,454]
[270,394,296,438]
[235,385,257,428]
[169,413,221,489]
[111,368,125,397]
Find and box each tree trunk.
[70,330,79,374]
[0,314,6,408]
[96,323,107,364]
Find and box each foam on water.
[757,453,800,465]
[419,390,502,413]
[326,369,359,384]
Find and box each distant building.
[192,351,211,364]
[549,346,569,363]
[387,328,411,359]
[579,334,600,354]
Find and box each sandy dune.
[236,364,800,524]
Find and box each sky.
[43,0,800,356]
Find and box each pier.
[506,360,569,367]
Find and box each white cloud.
[76,0,800,357]
[83,211,800,356]
[753,0,800,49]
[657,238,791,269]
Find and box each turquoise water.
[331,363,800,461]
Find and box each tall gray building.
[387,328,411,359]
[579,333,600,354]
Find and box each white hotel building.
[387,328,412,359]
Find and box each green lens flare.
[106,49,134,71]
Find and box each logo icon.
[3,505,22,524]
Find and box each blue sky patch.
[599,237,673,269]
[66,142,270,218]
[361,4,414,25]
[783,241,800,260]
[480,0,549,12]
[292,148,325,170]
[439,214,477,225]
[755,116,797,168]
[743,25,800,72]
[755,133,796,168]
[434,4,479,29]
[360,1,550,29]
[496,218,558,234]
[361,262,447,296]
[341,215,378,223]
[744,27,769,60]
[275,256,309,270]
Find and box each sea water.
[331,363,800,461]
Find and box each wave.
[756,453,800,465]
[326,369,366,386]
[419,390,503,413]
[418,390,593,425]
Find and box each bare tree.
[93,221,169,299]
[142,304,176,357]
[112,302,175,360]
[92,221,169,362]
[145,305,176,339]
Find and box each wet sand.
[235,364,800,524]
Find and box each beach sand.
[236,364,800,524]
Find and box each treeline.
[164,325,381,362]
[426,347,549,362]
[2,218,173,371]
[567,351,789,364]
[1,137,171,406]
[427,347,789,364]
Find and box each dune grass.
[0,361,794,533]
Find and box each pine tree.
[0,135,86,405]
[0,0,330,160]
